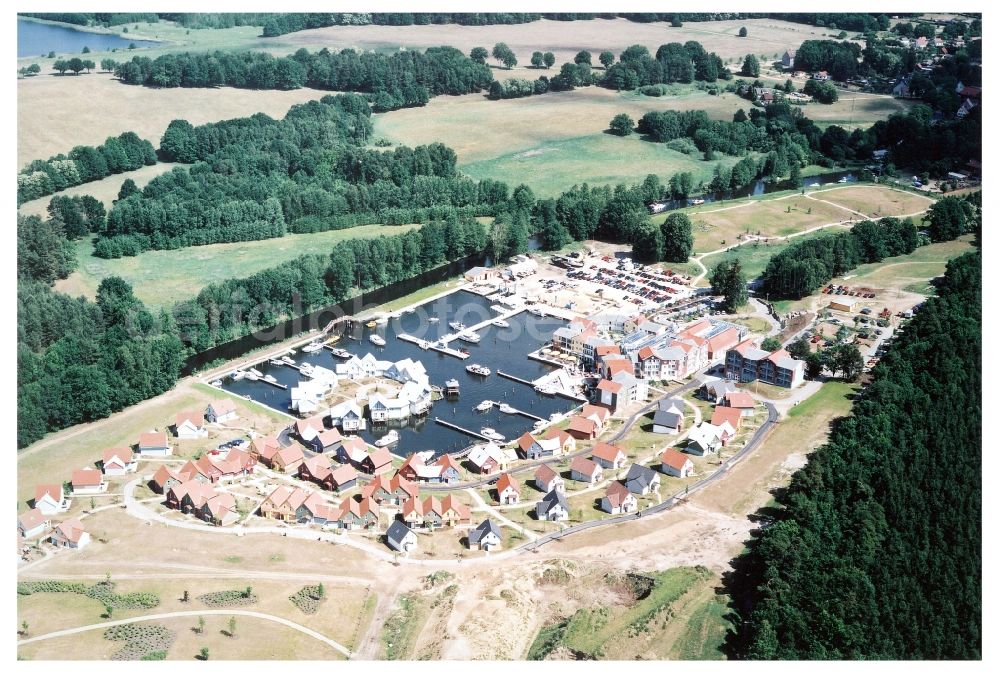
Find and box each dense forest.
[761,191,979,298]
[727,250,981,659]
[92,94,513,257]
[17,210,185,448]
[17,132,156,205]
[112,46,493,111]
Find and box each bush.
[665,138,699,155]
[198,589,259,607]
[289,585,326,614]
[105,624,176,661]
[18,581,159,610]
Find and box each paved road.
[16,608,352,657]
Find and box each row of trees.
[760,217,920,299]
[171,215,488,351]
[112,46,492,107]
[728,250,981,659]
[604,41,731,90]
[17,132,156,205]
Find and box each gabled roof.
[339,437,368,462]
[71,467,102,487]
[570,456,601,477]
[153,464,189,488]
[102,446,134,466]
[725,392,755,409]
[496,473,519,494]
[208,398,238,416]
[34,484,63,504]
[251,435,281,460]
[604,358,634,377]
[295,415,326,436]
[536,489,569,514]
[581,404,610,423]
[389,473,418,497]
[362,475,392,498]
[301,454,332,479]
[543,428,574,447]
[591,441,624,464]
[469,518,503,545]
[327,465,358,487]
[138,431,168,448]
[604,481,632,506]
[711,406,742,430]
[386,519,415,544]
[365,447,393,470]
[274,444,305,467]
[653,409,683,429]
[625,463,658,487]
[517,432,539,451]
[19,508,47,531]
[567,415,598,436]
[597,379,623,394]
[440,494,470,521]
[174,411,204,430]
[660,448,691,470]
[55,518,87,543]
[534,463,558,485]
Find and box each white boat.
[549,412,563,422]
[413,449,435,460]
[370,334,386,346]
[838,177,849,183]
[536,384,557,395]
[428,316,439,323]
[374,430,399,447]
[490,304,509,313]
[475,400,493,412]
[210,379,223,388]
[492,318,510,328]
[303,341,323,353]
[231,370,246,380]
[281,355,293,363]
[689,198,705,206]
[264,374,277,383]
[465,364,491,376]
[299,362,315,377]
[418,340,429,350]
[389,311,402,319]
[459,331,481,343]
[480,427,505,442]
[448,321,465,331]
[809,182,821,187]
[331,348,351,359]
[270,358,285,366]
[534,420,547,430]
[498,403,517,414]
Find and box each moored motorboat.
[465,363,491,376]
[492,318,510,328]
[498,403,517,414]
[475,400,493,412]
[448,321,465,331]
[459,331,481,343]
[303,341,323,353]
[374,430,399,447]
[370,334,386,346]
[210,379,223,388]
[428,316,439,323]
[331,348,352,359]
[480,427,505,442]
[536,384,556,395]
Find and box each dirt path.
[16,608,352,656]
[355,577,404,660]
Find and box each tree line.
[171,215,488,352]
[112,46,493,111]
[17,132,156,205]
[726,249,981,659]
[760,216,920,299]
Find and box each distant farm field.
[54,224,419,311]
[17,163,179,216]
[17,73,325,167]
[812,184,935,217]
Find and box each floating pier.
[492,402,545,421]
[497,370,534,386]
[259,377,288,390]
[434,418,490,441]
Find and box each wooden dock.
[434,418,492,441]
[492,402,544,421]
[497,370,535,386]
[259,377,288,390]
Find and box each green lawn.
[460,133,744,199]
[54,224,420,311]
[666,592,732,660]
[788,380,856,419]
[700,225,849,281]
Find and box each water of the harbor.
[221,290,582,456]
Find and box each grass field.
[700,228,843,281]
[813,184,935,218]
[18,163,179,216]
[54,224,419,311]
[680,194,854,253]
[17,73,325,167]
[463,132,745,198]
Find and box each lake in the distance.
[18,17,160,58]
